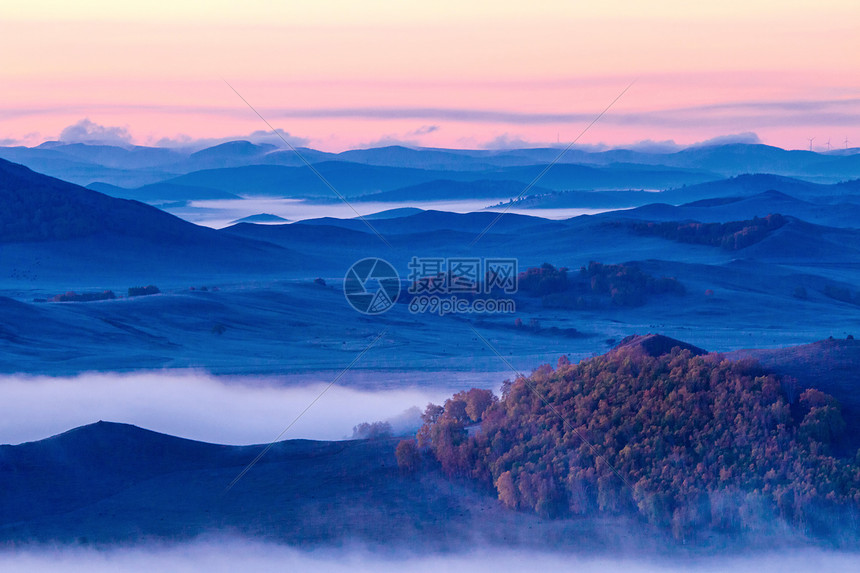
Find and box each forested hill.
[401,335,860,542]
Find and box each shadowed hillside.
[0,158,255,246]
[0,421,658,551]
[726,338,860,448]
[0,158,304,282]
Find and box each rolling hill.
[505,175,860,216]
[351,179,553,202]
[0,158,300,283]
[87,181,241,203]
[610,191,860,228]
[0,421,654,549]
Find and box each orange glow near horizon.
[1,1,857,151]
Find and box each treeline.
[400,347,860,540]
[45,285,160,303]
[128,285,161,297]
[625,213,787,251]
[50,290,116,303]
[519,262,684,308]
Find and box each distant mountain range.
[2,155,858,289]
[503,174,860,212]
[607,190,860,229]
[1,141,857,193]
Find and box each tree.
[128,285,160,297]
[496,471,518,508]
[421,403,444,424]
[395,439,421,473]
[352,421,393,440]
[462,388,495,422]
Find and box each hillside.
[0,158,240,244]
[165,161,447,198]
[162,160,718,199]
[610,214,860,262]
[0,421,654,550]
[409,338,860,542]
[658,174,860,204]
[294,209,559,235]
[506,175,860,217]
[0,158,300,282]
[87,181,241,203]
[613,190,860,228]
[352,179,553,202]
[725,338,860,445]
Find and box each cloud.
[358,134,421,148]
[4,96,858,128]
[690,132,762,147]
[480,133,549,149]
[149,128,310,150]
[59,118,133,145]
[0,371,452,446]
[246,128,311,147]
[410,124,440,136]
[584,133,761,153]
[613,139,680,153]
[356,125,441,149]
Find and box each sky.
[1,0,858,151]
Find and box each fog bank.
[0,371,452,445]
[0,541,856,573]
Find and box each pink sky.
[1,1,857,151]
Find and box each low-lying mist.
[0,371,453,445]
[0,540,856,573]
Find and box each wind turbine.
[807,137,815,152]
[825,138,832,152]
[846,137,851,150]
